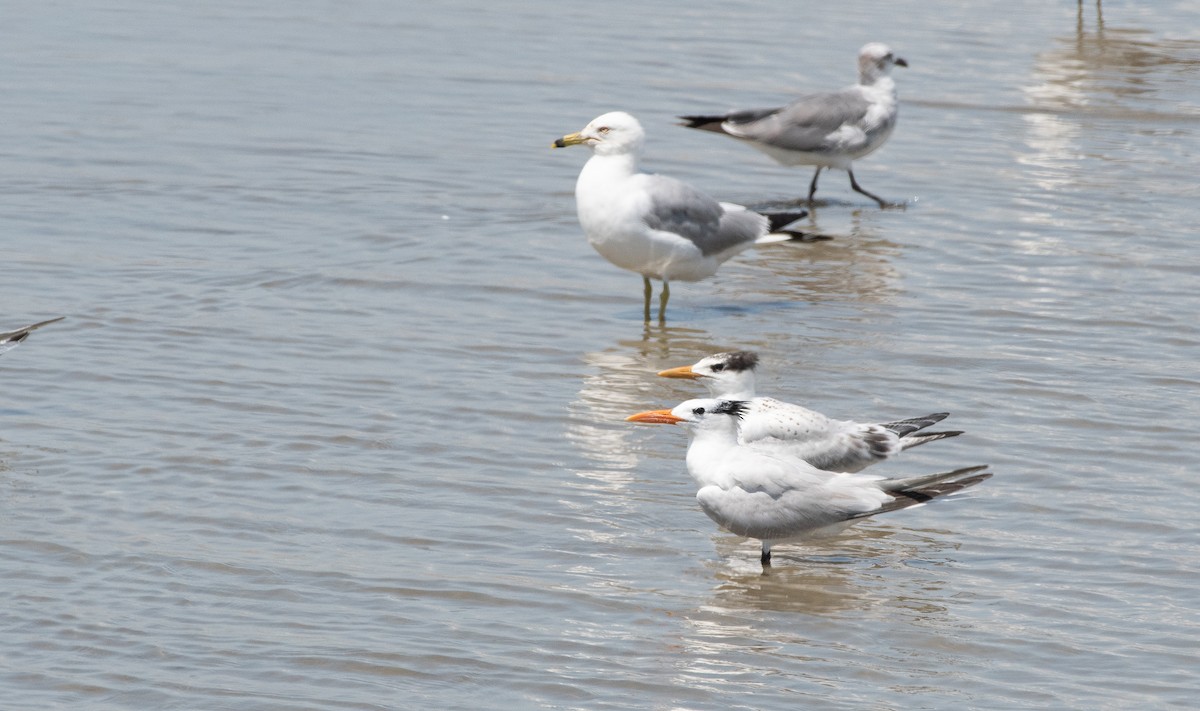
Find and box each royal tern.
[553,111,810,321]
[0,317,65,356]
[657,351,961,472]
[627,398,991,564]
[679,43,907,207]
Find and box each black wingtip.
[765,211,808,232]
[914,430,965,440]
[2,316,66,344]
[853,467,992,519]
[881,412,953,437]
[677,115,727,132]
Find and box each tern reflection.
[699,526,964,616]
[660,528,965,693]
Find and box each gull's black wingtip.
[765,211,808,232]
[677,115,726,132]
[764,210,830,242]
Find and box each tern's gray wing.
[0,316,65,355]
[857,467,992,518]
[639,175,764,257]
[725,90,872,153]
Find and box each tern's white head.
[657,351,760,400]
[553,111,646,157]
[626,398,749,436]
[857,43,907,85]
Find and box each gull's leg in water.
[848,168,888,208]
[806,166,822,203]
[658,281,670,323]
[642,277,653,322]
[761,541,772,566]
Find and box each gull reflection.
[1020,1,1200,194]
[722,210,904,309]
[561,322,729,560]
[566,321,725,488]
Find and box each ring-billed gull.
[627,398,990,565]
[0,317,65,356]
[657,351,961,472]
[679,43,907,207]
[553,111,809,321]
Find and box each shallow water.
[3,1,1199,709]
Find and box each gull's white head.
[553,111,645,157]
[626,398,749,433]
[857,43,907,85]
[657,351,760,399]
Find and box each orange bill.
[626,409,685,424]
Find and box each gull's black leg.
[848,168,888,208]
[658,281,670,324]
[642,277,653,323]
[807,167,822,203]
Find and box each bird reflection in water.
[703,526,965,616]
[1021,0,1200,196]
[566,321,724,488]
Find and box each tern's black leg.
[848,168,888,208]
[807,167,822,203]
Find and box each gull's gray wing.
[720,107,782,125]
[725,89,872,153]
[638,175,765,257]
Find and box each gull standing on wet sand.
[627,398,991,565]
[679,43,907,207]
[657,351,961,472]
[553,111,809,321]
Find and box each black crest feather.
[712,400,750,419]
[717,351,759,372]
